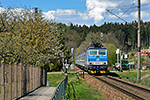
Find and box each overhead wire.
[116,0,138,22]
[103,0,127,23]
[110,0,127,11]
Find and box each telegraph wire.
[102,0,131,24]
[116,0,138,22]
[110,0,127,11]
[106,9,137,29]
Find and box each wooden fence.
[0,60,47,100]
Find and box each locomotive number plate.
[94,62,102,65]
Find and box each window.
[90,50,97,55]
[98,50,106,55]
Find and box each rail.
[93,75,148,100]
[51,75,68,100]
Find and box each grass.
[115,70,150,87]
[65,74,105,100]
[47,73,66,87]
[47,73,105,100]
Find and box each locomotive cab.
[75,42,108,74]
[85,43,108,74]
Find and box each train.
[75,42,108,74]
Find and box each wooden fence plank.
[14,62,18,98]
[1,60,5,100]
[19,63,22,96]
[1,62,46,99]
[8,63,12,100]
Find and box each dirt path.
[141,74,150,80]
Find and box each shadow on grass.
[108,72,120,77]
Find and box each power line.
[106,9,137,29]
[102,0,136,24]
[116,0,138,21]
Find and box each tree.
[0,6,66,71]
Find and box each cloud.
[56,9,76,16]
[42,9,76,21]
[41,0,150,25]
[85,0,117,23]
[1,0,149,26]
[78,12,89,20]
[130,11,150,21]
[43,10,56,20]
[141,0,149,4]
[0,7,6,13]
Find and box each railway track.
[93,75,150,100]
[75,65,150,99]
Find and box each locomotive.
[75,42,108,74]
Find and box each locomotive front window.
[89,50,97,55]
[98,50,106,55]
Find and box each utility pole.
[137,0,141,82]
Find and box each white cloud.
[43,10,55,20]
[130,11,138,19]
[56,9,76,16]
[42,9,76,20]
[130,11,150,21]
[41,0,150,25]
[141,0,149,4]
[1,0,149,26]
[0,7,6,13]
[78,12,89,20]
[85,0,117,23]
[43,10,56,20]
[141,11,150,18]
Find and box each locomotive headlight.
[103,62,107,65]
[89,62,93,65]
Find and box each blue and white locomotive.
[75,43,108,74]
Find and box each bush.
[51,61,63,71]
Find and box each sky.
[0,0,150,26]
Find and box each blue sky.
[1,0,150,26]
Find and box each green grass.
[115,70,150,87]
[47,73,66,87]
[65,74,105,100]
[47,73,105,100]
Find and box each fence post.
[14,62,18,98]
[8,62,12,100]
[1,60,5,100]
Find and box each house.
[134,49,150,57]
